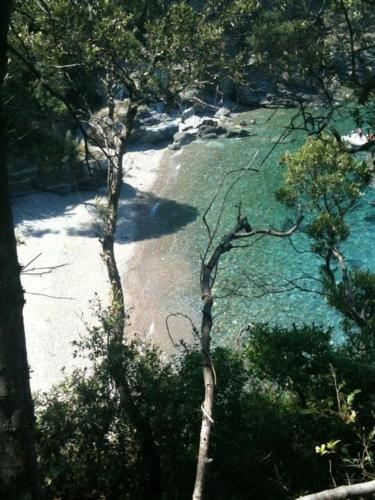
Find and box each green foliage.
[7,0,229,178]
[325,269,375,352]
[248,9,326,85]
[306,212,350,253]
[246,0,375,94]
[277,135,371,256]
[35,305,375,499]
[244,323,335,405]
[10,0,226,109]
[145,2,225,101]
[279,136,370,214]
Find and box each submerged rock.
[168,131,197,150]
[198,124,227,138]
[225,128,251,138]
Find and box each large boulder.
[198,123,227,139]
[134,103,167,126]
[168,131,197,150]
[130,103,180,144]
[235,84,261,107]
[131,120,179,144]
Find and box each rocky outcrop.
[169,131,197,150]
[235,84,261,107]
[131,120,179,144]
[169,112,254,150]
[129,104,180,144]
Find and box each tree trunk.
[0,2,39,498]
[192,264,215,500]
[192,214,303,499]
[100,101,162,499]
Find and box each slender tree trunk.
[192,264,215,500]
[0,2,39,498]
[193,217,251,500]
[192,214,303,499]
[100,101,162,499]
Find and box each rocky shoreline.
[130,103,255,150]
[9,100,257,196]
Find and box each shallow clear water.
[160,108,375,344]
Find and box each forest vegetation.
[0,1,374,499]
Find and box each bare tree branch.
[192,213,303,500]
[165,312,200,346]
[296,478,375,500]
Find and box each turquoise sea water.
[159,108,375,344]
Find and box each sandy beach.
[125,148,200,353]
[14,144,172,392]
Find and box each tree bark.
[0,2,39,498]
[101,101,138,336]
[100,101,163,499]
[297,479,375,500]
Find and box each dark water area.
[155,108,375,345]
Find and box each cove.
[151,107,375,345]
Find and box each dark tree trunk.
[0,2,39,498]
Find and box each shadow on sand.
[14,182,198,243]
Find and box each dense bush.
[35,306,375,499]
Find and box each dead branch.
[201,153,259,259]
[21,264,67,276]
[236,323,255,348]
[20,252,67,276]
[24,291,74,300]
[191,96,220,111]
[192,213,303,500]
[296,479,375,500]
[165,312,200,346]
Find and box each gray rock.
[202,132,219,140]
[198,124,227,138]
[181,107,195,122]
[214,107,231,119]
[200,118,218,127]
[225,128,251,138]
[235,85,260,106]
[131,120,179,144]
[168,131,197,150]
